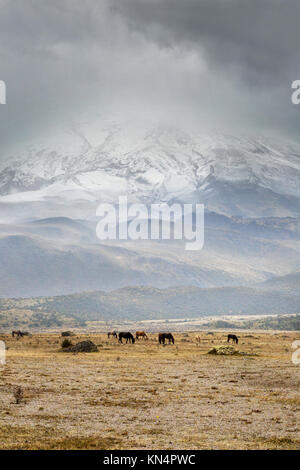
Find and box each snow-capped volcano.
[1,121,300,219]
[1,121,300,298]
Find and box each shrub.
[13,386,24,404]
[61,339,72,349]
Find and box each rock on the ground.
[63,340,98,353]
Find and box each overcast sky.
[1,0,300,155]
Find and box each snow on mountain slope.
[1,121,300,296]
[1,121,300,218]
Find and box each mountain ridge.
[0,283,299,328]
[1,123,300,218]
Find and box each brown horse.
[108,331,118,339]
[227,334,238,344]
[136,331,148,340]
[158,333,174,345]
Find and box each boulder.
[61,331,74,337]
[63,340,98,353]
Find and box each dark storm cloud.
[0,0,300,155]
[112,0,300,86]
[111,0,300,138]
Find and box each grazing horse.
[195,335,201,345]
[12,330,24,338]
[12,331,30,338]
[108,331,118,339]
[227,334,238,344]
[136,331,148,340]
[158,333,174,345]
[119,332,135,344]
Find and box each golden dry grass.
[0,331,299,450]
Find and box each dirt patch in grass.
[0,425,124,449]
[254,436,300,450]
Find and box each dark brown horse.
[227,334,238,344]
[119,332,135,344]
[136,331,148,340]
[108,331,118,339]
[158,333,174,345]
[12,330,25,338]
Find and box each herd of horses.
[107,331,238,345]
[108,331,176,344]
[108,330,149,342]
[11,329,238,345]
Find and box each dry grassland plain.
[0,331,299,450]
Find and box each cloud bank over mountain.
[0,2,299,318]
[1,0,300,155]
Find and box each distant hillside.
[1,211,300,298]
[0,284,299,329]
[259,271,300,292]
[203,315,300,331]
[242,315,300,331]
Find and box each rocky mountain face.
[1,123,300,218]
[0,122,299,309]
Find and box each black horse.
[119,332,135,344]
[12,330,26,338]
[158,333,174,345]
[227,334,238,344]
[108,331,118,339]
